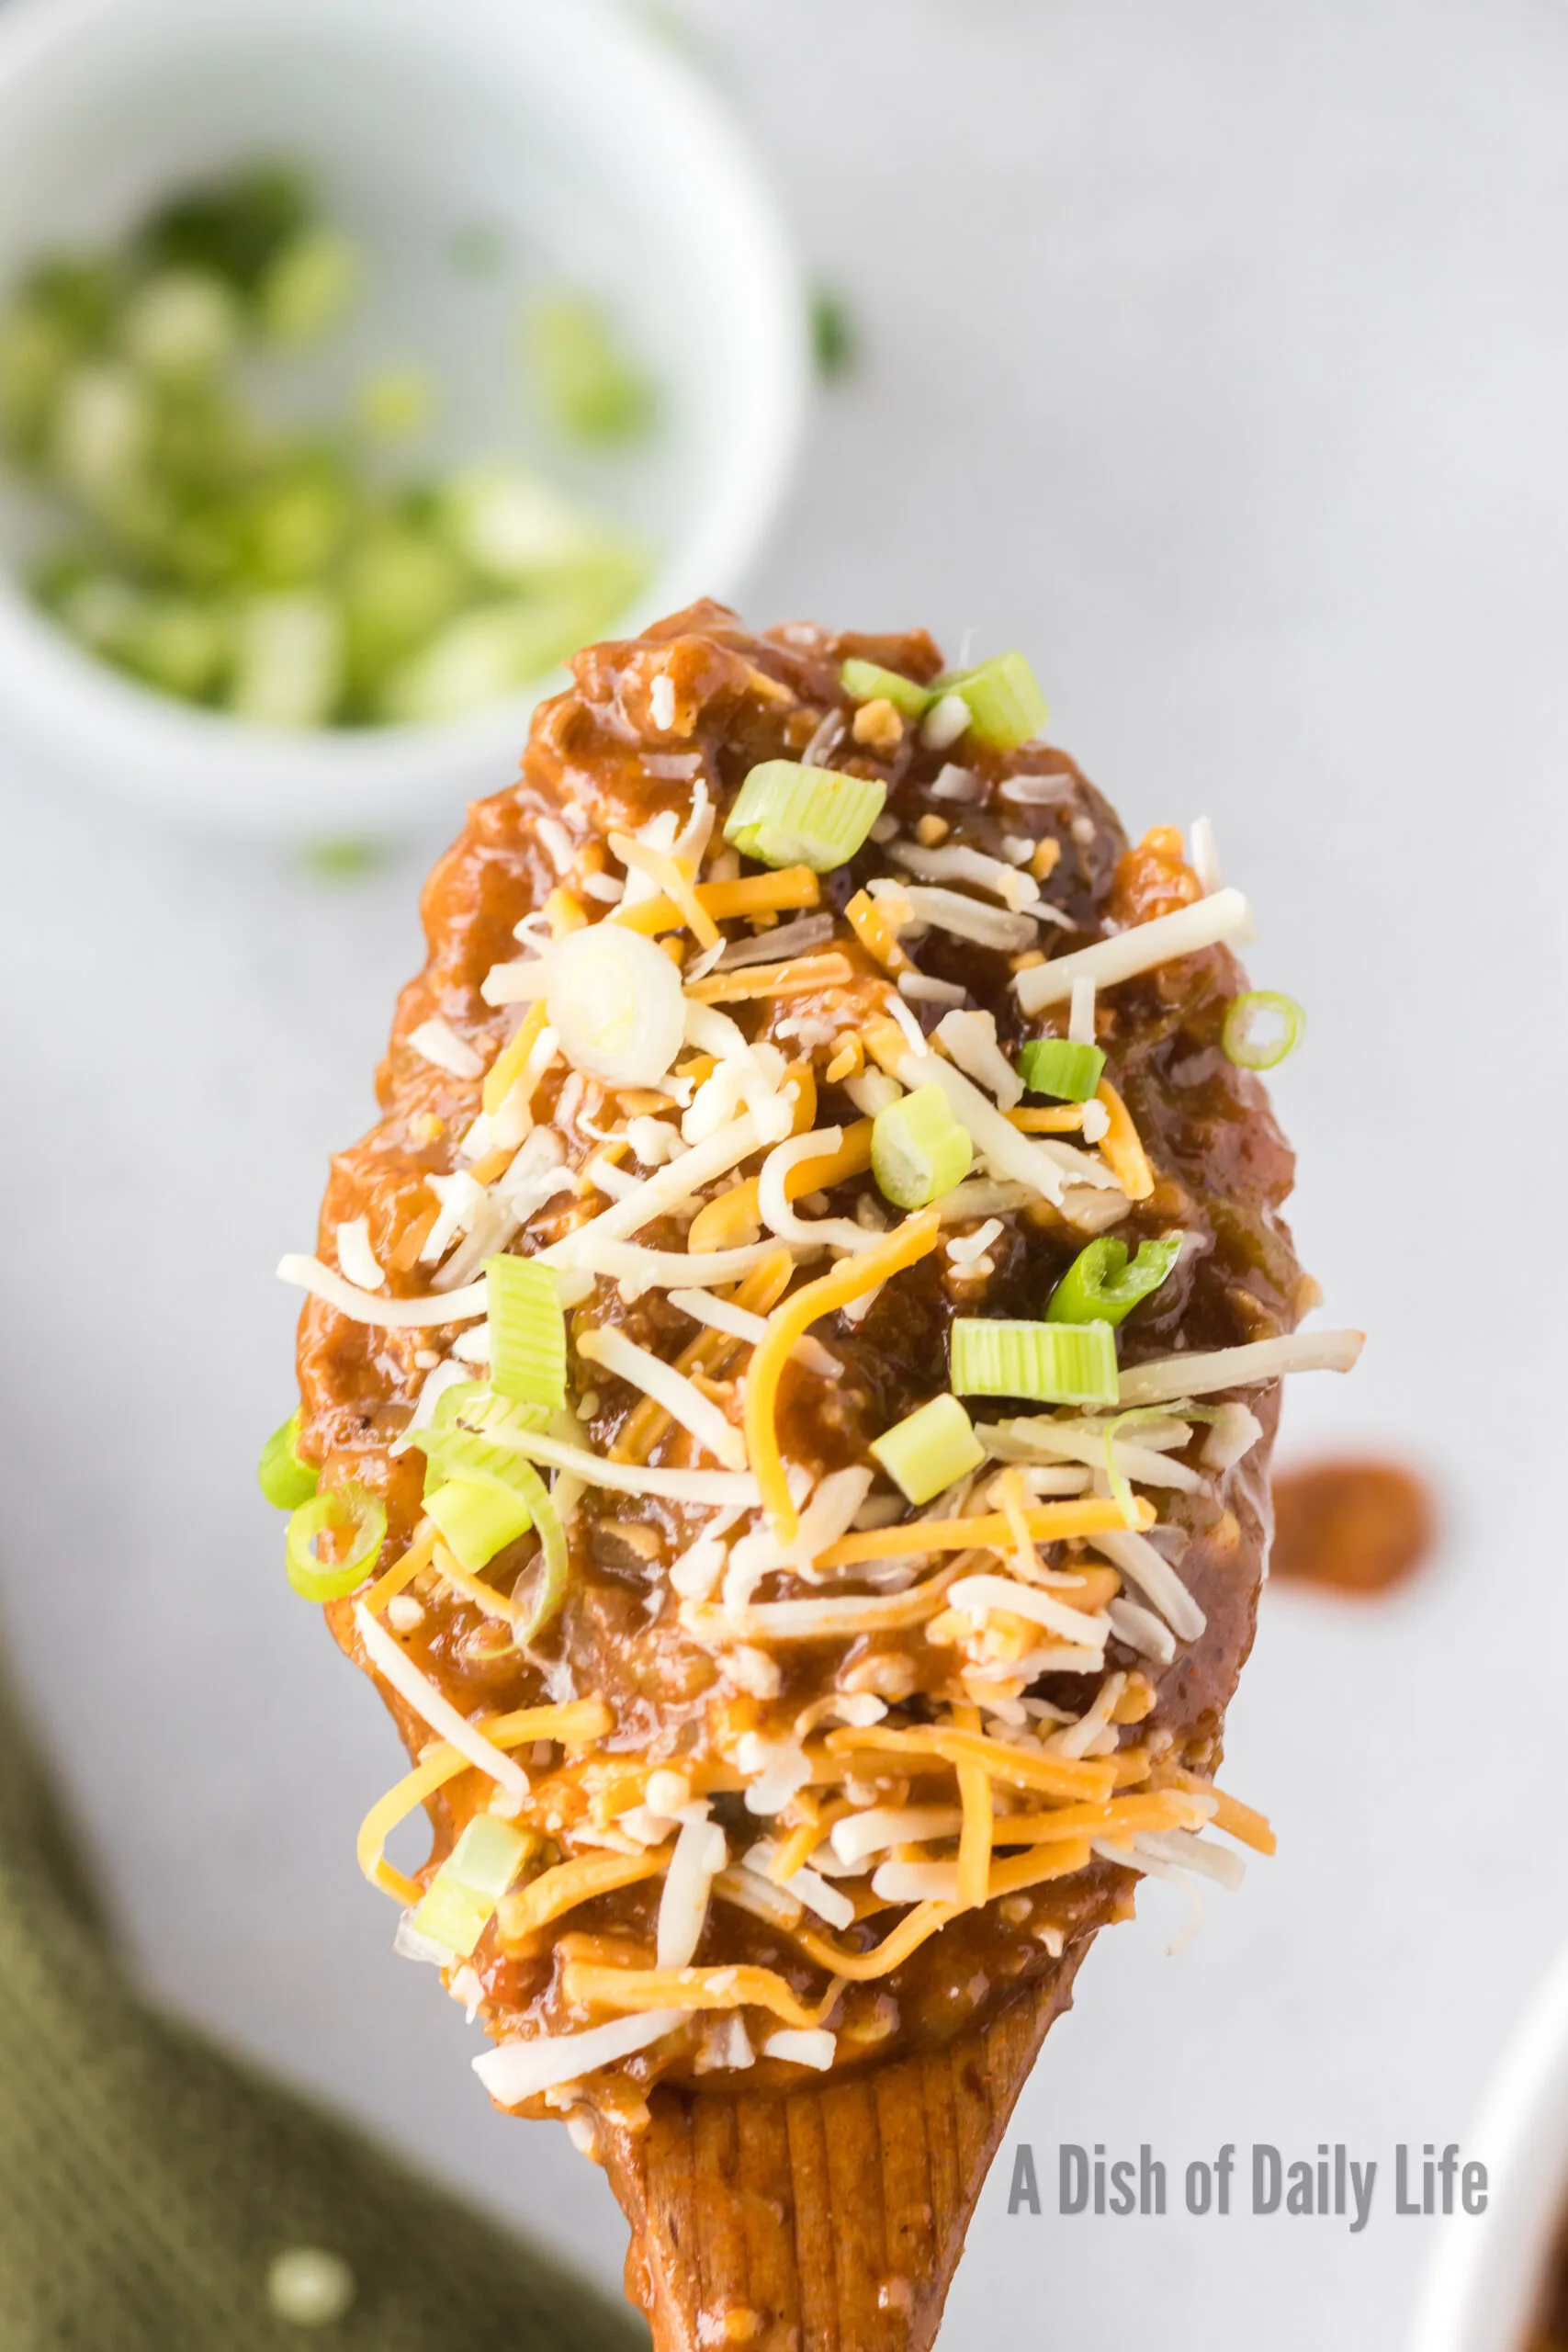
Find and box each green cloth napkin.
[0,1659,644,2352]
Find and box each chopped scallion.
[426,1475,535,1575]
[940,650,1048,750]
[723,758,886,874]
[486,1254,567,1411]
[839,658,932,719]
[411,1814,534,1958]
[1016,1036,1105,1102]
[284,1484,386,1602]
[257,1410,318,1510]
[949,1317,1118,1406]
[872,1084,973,1209]
[869,1392,985,1505]
[527,293,654,446]
[1221,989,1304,1072]
[1046,1233,1185,1329]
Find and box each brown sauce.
[1270,1459,1435,1596]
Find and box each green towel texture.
[0,1660,644,2351]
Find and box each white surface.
[2,0,1566,2344]
[1416,1943,1568,2352]
[0,0,805,837]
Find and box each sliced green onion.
[1016,1037,1105,1102]
[1099,1401,1222,1528]
[950,1317,1118,1407]
[487,1254,567,1411]
[417,1390,570,1641]
[411,1814,533,1958]
[425,1476,535,1575]
[940,650,1048,750]
[230,590,344,728]
[872,1083,973,1209]
[257,1410,318,1510]
[1221,990,1305,1072]
[870,1393,985,1505]
[723,759,886,874]
[513,1468,569,1645]
[416,1387,547,1498]
[839,658,932,719]
[285,1484,386,1602]
[527,293,654,446]
[1046,1233,1185,1329]
[545,920,686,1089]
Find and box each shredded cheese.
[474,2009,691,2106]
[1094,1080,1154,1200]
[1015,886,1255,1013]
[409,1016,485,1080]
[561,1962,842,2032]
[579,1325,746,1471]
[744,1209,943,1538]
[354,1606,531,1804]
[684,953,854,1006]
[1117,1329,1365,1406]
[278,1253,490,1328]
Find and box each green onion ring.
[285,1484,386,1602]
[1221,990,1304,1072]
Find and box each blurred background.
[2,1,1566,2346]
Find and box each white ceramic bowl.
[0,0,807,838]
[1413,1941,1568,2352]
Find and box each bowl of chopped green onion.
[0,0,806,837]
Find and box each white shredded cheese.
[657,1804,728,1967]
[897,971,967,1007]
[1015,887,1256,1013]
[829,1806,964,1865]
[1088,1526,1206,1643]
[1201,1400,1264,1470]
[1105,1596,1176,1662]
[948,1574,1111,1646]
[1117,1329,1364,1407]
[474,2008,691,2104]
[921,694,971,751]
[945,1217,1003,1268]
[871,1859,960,1904]
[761,2028,837,2071]
[576,1325,747,1471]
[758,1126,873,1254]
[334,1216,383,1292]
[872,876,1037,955]
[408,1016,485,1080]
[930,763,982,801]
[894,1051,1065,1204]
[541,1114,765,1270]
[536,815,574,875]
[1190,816,1223,896]
[1068,977,1097,1045]
[888,838,1040,912]
[354,1605,528,1801]
[933,1008,1023,1110]
[278,1253,490,1328]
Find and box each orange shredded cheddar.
[986,1838,1096,1899]
[612,1250,795,1462]
[497,1849,668,1941]
[989,1791,1208,1848]
[827,1722,1117,1804]
[561,1962,842,2032]
[684,953,854,1006]
[355,1699,614,1904]
[1007,1105,1087,1134]
[482,1000,547,1116]
[815,1493,1154,1571]
[388,1204,439,1273]
[1095,1080,1155,1201]
[758,1899,960,1985]
[1174,1770,1277,1855]
[613,867,820,937]
[953,1704,993,1910]
[744,1209,943,1537]
[545,888,587,937]
[686,1118,874,1255]
[844,887,913,974]
[360,1521,438,1618]
[609,835,720,949]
